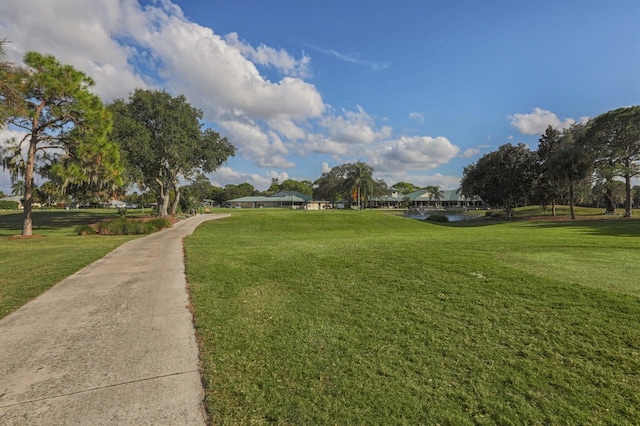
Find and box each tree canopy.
[460,143,538,216]
[545,126,593,220]
[109,89,235,217]
[0,38,26,127]
[313,162,384,208]
[586,106,640,217]
[393,181,421,194]
[1,52,121,235]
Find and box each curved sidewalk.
[0,214,230,425]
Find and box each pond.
[404,212,475,222]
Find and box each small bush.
[95,217,172,235]
[426,214,449,223]
[144,218,172,232]
[0,200,19,209]
[75,224,96,235]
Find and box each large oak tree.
[587,106,640,217]
[109,89,235,217]
[460,143,538,216]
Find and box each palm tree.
[344,161,375,210]
[431,185,444,208]
[10,179,24,196]
[425,185,444,208]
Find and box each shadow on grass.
[525,218,640,237]
[0,210,120,236]
[415,214,640,236]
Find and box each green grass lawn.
[185,209,640,424]
[0,209,141,319]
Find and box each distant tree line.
[460,106,640,219]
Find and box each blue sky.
[1,0,639,194]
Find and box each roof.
[271,190,313,201]
[227,195,308,203]
[0,196,23,203]
[404,189,470,202]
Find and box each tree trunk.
[569,181,576,220]
[156,180,170,217]
[624,171,633,217]
[170,178,180,216]
[604,186,616,214]
[551,199,556,217]
[21,136,38,236]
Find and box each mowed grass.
[0,210,141,319]
[185,209,640,424]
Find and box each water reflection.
[404,212,473,222]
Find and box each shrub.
[75,224,96,235]
[426,214,449,223]
[0,200,19,209]
[144,218,172,232]
[95,217,172,235]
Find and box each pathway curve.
[0,214,230,425]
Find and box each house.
[102,199,127,209]
[226,191,331,210]
[404,189,482,209]
[369,189,483,209]
[0,195,23,209]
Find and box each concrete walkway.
[0,214,230,425]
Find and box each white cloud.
[509,107,576,135]
[320,106,392,145]
[312,46,389,71]
[304,135,353,156]
[409,112,425,123]
[0,0,150,100]
[216,118,294,168]
[0,0,325,171]
[461,148,480,158]
[370,136,460,173]
[225,33,311,78]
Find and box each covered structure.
[369,189,482,209]
[404,189,482,209]
[226,191,330,210]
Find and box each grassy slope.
[185,210,640,424]
[0,210,140,319]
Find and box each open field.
[0,209,141,319]
[185,209,640,424]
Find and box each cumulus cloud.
[216,118,295,168]
[461,148,480,158]
[0,0,324,170]
[509,107,576,135]
[320,106,392,145]
[370,136,460,173]
[225,33,311,78]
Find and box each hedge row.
[76,217,172,235]
[0,200,19,209]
